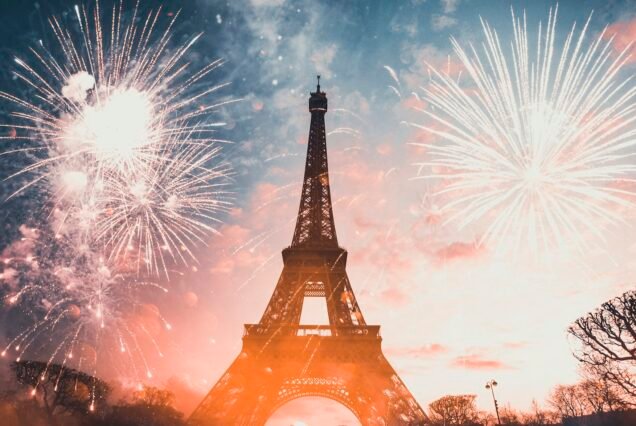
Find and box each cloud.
[249,0,285,7]
[380,286,409,307]
[386,343,449,358]
[205,223,272,278]
[399,43,462,90]
[310,44,338,78]
[441,0,459,13]
[390,14,419,37]
[604,18,636,63]
[503,341,527,350]
[451,354,509,370]
[402,93,428,111]
[433,241,483,263]
[431,14,458,31]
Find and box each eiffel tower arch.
[188,78,428,426]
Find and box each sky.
[2,0,636,424]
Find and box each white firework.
[0,1,234,276]
[412,7,636,253]
[1,246,170,392]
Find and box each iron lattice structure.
[188,79,428,425]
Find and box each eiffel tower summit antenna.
[188,78,428,425]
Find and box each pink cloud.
[228,207,243,218]
[605,19,636,62]
[379,287,409,307]
[208,257,236,275]
[434,241,483,263]
[208,248,272,279]
[217,224,251,246]
[406,125,445,157]
[349,227,414,277]
[266,166,294,178]
[334,160,382,185]
[353,215,381,232]
[451,354,509,370]
[386,343,449,358]
[503,341,527,350]
[207,224,271,277]
[251,183,287,209]
[401,44,464,90]
[376,143,393,156]
[402,94,428,111]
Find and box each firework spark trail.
[327,127,361,138]
[94,140,230,275]
[0,0,234,402]
[0,0,234,276]
[410,7,636,253]
[1,245,169,394]
[332,107,366,124]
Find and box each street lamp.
[485,379,501,425]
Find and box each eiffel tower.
[189,77,428,425]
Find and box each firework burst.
[1,0,233,276]
[1,236,170,397]
[0,0,234,400]
[411,7,636,253]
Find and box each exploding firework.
[0,0,234,401]
[1,0,233,275]
[1,235,170,396]
[411,7,636,253]
[95,141,228,273]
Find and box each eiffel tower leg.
[354,355,429,425]
[189,341,428,426]
[187,351,276,425]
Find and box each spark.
[327,127,361,138]
[411,7,636,253]
[383,65,401,87]
[2,247,168,389]
[0,0,233,276]
[0,0,235,404]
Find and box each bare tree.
[100,386,184,426]
[577,376,626,413]
[498,404,522,425]
[11,360,109,425]
[548,376,626,422]
[132,386,175,407]
[548,384,587,419]
[568,290,636,404]
[428,394,480,425]
[519,399,560,425]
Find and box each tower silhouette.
[189,78,428,425]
